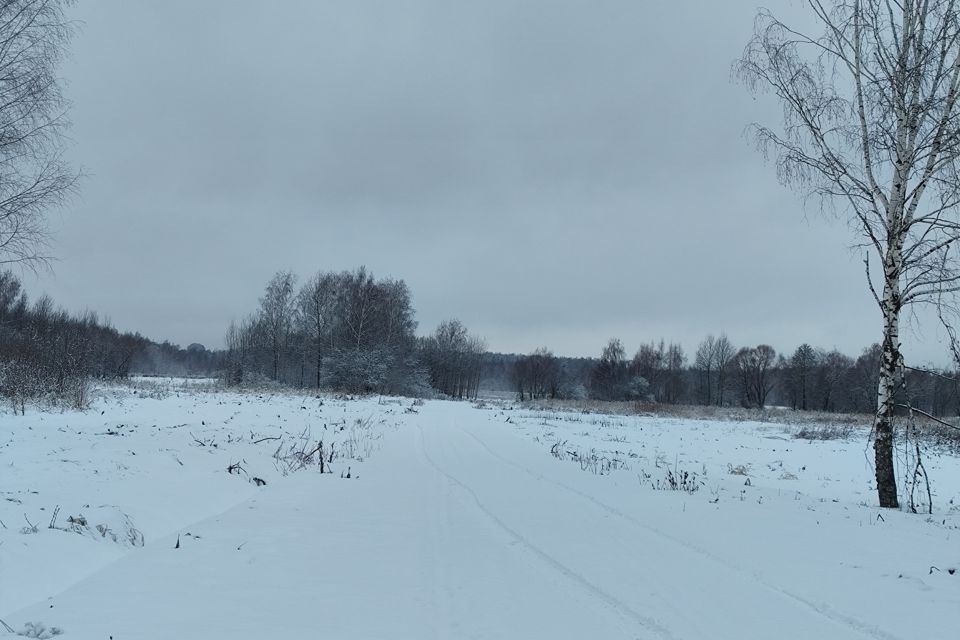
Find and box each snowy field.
[1,384,958,639]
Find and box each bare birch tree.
[0,0,79,266]
[737,0,960,508]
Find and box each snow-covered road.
[5,394,956,639]
[415,413,904,640]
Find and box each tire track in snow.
[456,420,904,640]
[416,424,679,640]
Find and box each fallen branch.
[910,441,934,515]
[894,405,960,431]
[903,365,959,382]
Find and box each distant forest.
[0,271,219,411]
[222,269,960,418]
[2,267,957,416]
[479,342,952,416]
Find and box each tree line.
[5,258,953,422]
[495,335,960,418]
[226,269,960,418]
[0,271,220,411]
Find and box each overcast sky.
[23,0,953,363]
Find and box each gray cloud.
[27,0,948,363]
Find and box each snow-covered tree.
[421,319,485,399]
[258,271,298,383]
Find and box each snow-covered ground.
[1,385,958,639]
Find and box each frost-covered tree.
[421,319,485,399]
[630,340,685,404]
[589,338,629,401]
[738,0,960,507]
[512,347,563,401]
[226,267,422,394]
[298,271,338,389]
[259,271,297,383]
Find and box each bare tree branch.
[0,0,79,268]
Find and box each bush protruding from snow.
[58,506,144,547]
[17,622,63,639]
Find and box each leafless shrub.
[521,397,875,428]
[914,421,960,453]
[653,468,702,493]
[548,439,627,475]
[343,416,382,461]
[795,425,854,441]
[272,427,322,475]
[122,378,172,400]
[16,622,63,638]
[549,439,568,460]
[19,513,38,534]
[49,508,143,547]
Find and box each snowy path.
[5,400,935,639]
[416,414,897,640]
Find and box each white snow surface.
[1,384,958,639]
